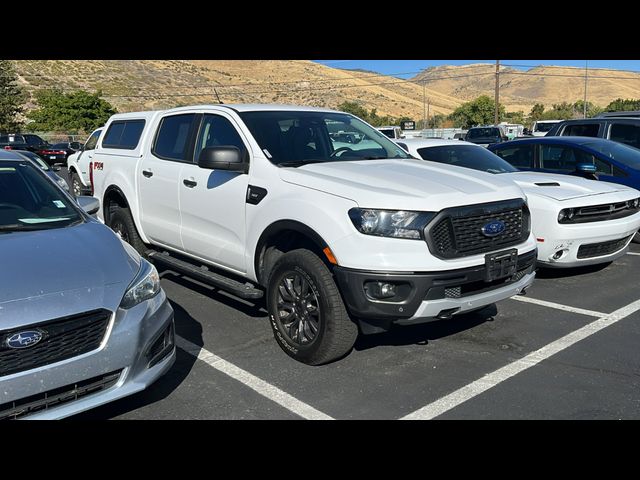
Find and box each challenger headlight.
[348,208,435,239]
[120,258,160,309]
[627,197,640,209]
[557,208,575,223]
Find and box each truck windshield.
[416,145,517,174]
[534,123,556,133]
[0,160,82,232]
[239,111,411,166]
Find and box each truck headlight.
[348,208,435,239]
[120,258,160,309]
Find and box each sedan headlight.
[120,258,160,309]
[348,208,435,239]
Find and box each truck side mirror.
[198,146,248,173]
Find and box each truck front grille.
[426,199,530,259]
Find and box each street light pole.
[583,60,588,118]
[494,60,500,126]
[423,81,426,130]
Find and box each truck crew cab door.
[179,112,250,273]
[138,113,198,250]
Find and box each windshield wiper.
[0,223,45,233]
[277,160,331,168]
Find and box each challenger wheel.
[267,249,358,365]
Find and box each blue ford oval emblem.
[6,330,43,349]
[481,220,506,237]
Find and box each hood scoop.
[535,182,560,187]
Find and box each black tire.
[108,205,148,256]
[633,230,640,244]
[69,171,83,198]
[266,249,358,365]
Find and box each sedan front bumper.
[0,290,175,420]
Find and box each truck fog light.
[365,281,397,299]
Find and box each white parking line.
[176,335,334,420]
[627,252,640,256]
[511,295,605,317]
[401,298,640,420]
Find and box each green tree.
[529,103,545,122]
[336,101,398,127]
[0,60,26,132]
[448,95,505,129]
[504,111,525,125]
[605,98,640,112]
[27,88,117,133]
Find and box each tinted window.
[153,114,196,161]
[195,114,246,162]
[467,128,501,139]
[379,129,395,139]
[50,143,68,149]
[24,135,45,145]
[582,141,640,170]
[493,145,534,168]
[0,160,81,231]
[609,123,640,149]
[84,129,102,151]
[540,145,594,171]
[533,123,557,133]
[0,135,26,143]
[561,123,599,137]
[417,145,516,174]
[102,120,145,149]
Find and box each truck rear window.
[102,120,146,149]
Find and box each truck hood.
[0,222,140,327]
[279,159,525,210]
[502,171,634,201]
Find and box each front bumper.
[334,248,536,332]
[536,217,640,268]
[1,291,175,420]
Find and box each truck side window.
[84,129,102,151]
[561,123,599,137]
[194,114,246,162]
[153,114,197,161]
[609,123,640,149]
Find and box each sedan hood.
[503,171,634,201]
[280,159,526,211]
[0,222,140,328]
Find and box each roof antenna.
[214,88,223,104]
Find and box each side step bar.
[148,251,264,300]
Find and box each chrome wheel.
[276,271,320,346]
[72,177,82,197]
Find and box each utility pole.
[494,60,500,126]
[423,81,426,130]
[427,98,430,129]
[583,60,588,118]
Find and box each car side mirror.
[576,163,597,174]
[76,196,100,215]
[198,146,248,173]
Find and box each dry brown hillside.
[412,63,640,113]
[12,60,460,119]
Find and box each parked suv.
[546,117,640,150]
[465,126,507,147]
[91,104,537,365]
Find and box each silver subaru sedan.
[0,149,175,419]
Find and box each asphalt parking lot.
[59,168,640,420]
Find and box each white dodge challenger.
[399,138,640,268]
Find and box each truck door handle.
[183,179,197,188]
[142,170,153,178]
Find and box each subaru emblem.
[481,220,506,237]
[6,330,44,349]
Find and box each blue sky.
[314,60,640,78]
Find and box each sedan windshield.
[416,145,517,174]
[582,141,640,170]
[0,160,81,232]
[239,111,411,166]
